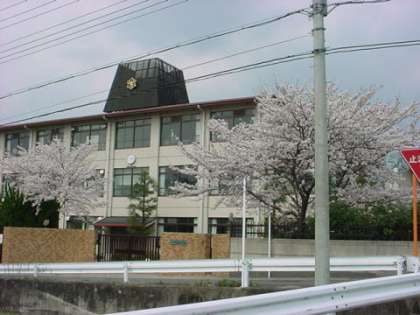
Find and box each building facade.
[0,97,259,234]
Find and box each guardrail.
[105,272,420,315]
[0,256,408,287]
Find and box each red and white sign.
[401,148,420,182]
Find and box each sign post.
[412,174,418,256]
[401,148,420,256]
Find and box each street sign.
[401,148,420,182]
[401,147,420,256]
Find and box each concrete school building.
[0,58,258,235]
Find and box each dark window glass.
[161,116,181,146]
[71,124,106,150]
[158,166,197,196]
[160,217,195,233]
[160,114,199,146]
[36,128,64,145]
[5,132,30,155]
[210,109,254,141]
[115,119,150,149]
[113,167,149,197]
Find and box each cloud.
[0,0,419,124]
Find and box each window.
[210,108,254,141]
[36,127,64,145]
[158,166,197,196]
[113,167,149,197]
[208,218,229,234]
[158,217,196,233]
[5,132,30,155]
[115,118,151,149]
[209,218,254,237]
[160,114,200,146]
[71,123,106,150]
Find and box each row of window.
[1,166,228,198]
[158,217,256,235]
[4,109,254,154]
[112,166,196,197]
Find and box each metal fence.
[97,234,160,262]
[105,272,420,315]
[0,256,408,285]
[0,255,416,315]
[209,222,416,241]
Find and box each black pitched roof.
[103,58,189,112]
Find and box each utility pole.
[312,0,330,287]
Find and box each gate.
[97,234,160,261]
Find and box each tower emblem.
[126,77,137,90]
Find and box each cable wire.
[3,37,420,126]
[326,39,420,53]
[0,0,155,44]
[0,0,28,13]
[0,6,309,100]
[0,0,80,31]
[0,0,57,23]
[0,89,109,123]
[0,0,154,47]
[0,52,313,127]
[182,34,310,71]
[0,35,310,123]
[0,0,189,62]
[327,0,391,14]
[0,0,131,47]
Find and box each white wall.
[231,238,419,258]
[0,103,257,232]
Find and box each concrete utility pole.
[242,177,247,261]
[312,0,330,287]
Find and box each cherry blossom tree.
[177,83,419,231]
[0,140,103,221]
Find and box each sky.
[0,0,419,125]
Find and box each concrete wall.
[211,234,230,259]
[2,227,96,263]
[0,278,419,315]
[160,232,211,260]
[0,103,259,233]
[231,238,419,258]
[160,233,231,260]
[0,278,272,315]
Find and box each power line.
[326,39,420,53]
[0,0,57,23]
[3,37,420,127]
[0,35,310,124]
[0,0,155,49]
[1,99,107,127]
[0,6,309,100]
[0,0,188,62]
[0,0,132,47]
[0,51,313,127]
[0,0,28,13]
[0,89,109,123]
[0,0,158,49]
[0,0,80,31]
[327,0,391,14]
[182,35,310,70]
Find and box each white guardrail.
[0,256,410,287]
[1,256,419,315]
[106,272,420,315]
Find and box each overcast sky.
[0,0,419,125]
